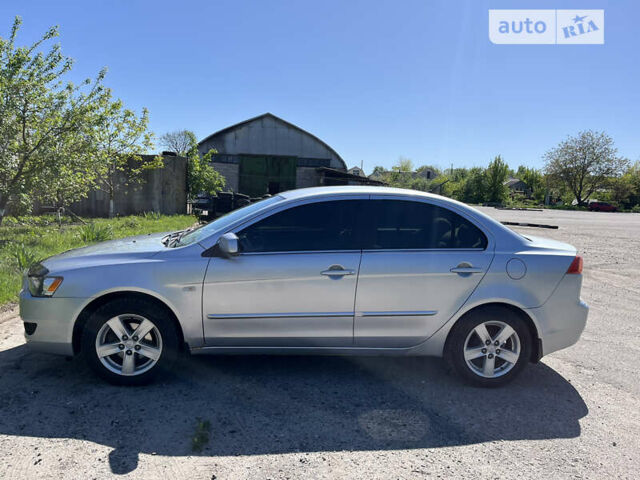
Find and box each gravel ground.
[0,208,639,479]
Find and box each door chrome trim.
[360,310,438,317]
[237,249,362,256]
[361,248,486,253]
[207,312,354,320]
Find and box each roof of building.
[504,178,528,187]
[317,167,386,185]
[198,113,347,170]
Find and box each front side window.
[237,200,363,253]
[365,200,487,250]
[176,195,284,247]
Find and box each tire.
[445,306,532,388]
[81,297,180,386]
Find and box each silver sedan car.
[20,186,588,387]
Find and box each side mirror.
[217,232,239,257]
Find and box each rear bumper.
[19,289,86,356]
[526,274,588,357]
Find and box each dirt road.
[0,208,638,479]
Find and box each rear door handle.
[321,265,355,276]
[450,262,483,274]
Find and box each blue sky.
[1,0,638,172]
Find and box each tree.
[159,130,192,156]
[627,162,640,207]
[460,167,487,204]
[392,157,414,173]
[607,172,634,206]
[183,130,225,200]
[0,17,108,224]
[516,165,545,202]
[371,166,386,178]
[385,157,414,188]
[485,155,509,204]
[91,91,160,217]
[544,130,629,206]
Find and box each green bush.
[78,223,113,243]
[121,217,141,229]
[10,243,40,272]
[632,205,640,213]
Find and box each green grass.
[191,419,211,452]
[0,214,197,307]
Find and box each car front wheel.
[81,298,180,385]
[445,306,532,387]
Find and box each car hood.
[42,232,169,272]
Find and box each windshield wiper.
[162,230,184,247]
[172,227,197,247]
[163,226,197,248]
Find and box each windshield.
[175,195,284,247]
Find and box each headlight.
[27,264,63,297]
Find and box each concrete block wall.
[68,155,188,217]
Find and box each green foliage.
[0,16,109,224]
[119,216,141,229]
[0,214,196,305]
[371,166,386,178]
[544,130,629,206]
[191,419,211,452]
[516,165,546,203]
[141,211,161,220]
[460,167,487,204]
[0,17,158,222]
[9,243,39,272]
[606,174,634,206]
[632,205,640,213]
[91,91,158,217]
[375,158,439,192]
[181,130,225,200]
[78,222,113,243]
[485,156,509,204]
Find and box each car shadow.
[0,345,587,475]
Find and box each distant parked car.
[588,201,617,212]
[20,186,588,387]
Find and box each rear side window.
[365,200,487,250]
[237,200,363,252]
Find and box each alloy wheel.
[95,314,163,376]
[463,320,521,378]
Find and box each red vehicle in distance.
[588,201,617,212]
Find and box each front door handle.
[321,265,355,276]
[450,262,483,274]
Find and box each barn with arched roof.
[198,113,382,197]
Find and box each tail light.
[566,255,583,274]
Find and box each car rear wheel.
[81,298,180,385]
[445,306,531,387]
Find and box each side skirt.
[189,345,437,357]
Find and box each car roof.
[280,185,443,201]
[279,186,481,212]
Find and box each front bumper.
[19,289,87,356]
[526,274,589,357]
